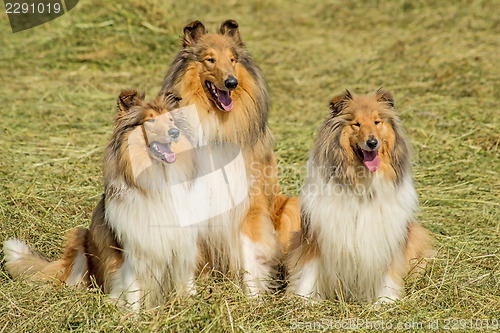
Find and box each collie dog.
[3,90,204,309]
[161,19,300,294]
[287,90,432,303]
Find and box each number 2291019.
[443,318,498,330]
[5,2,62,14]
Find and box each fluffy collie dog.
[161,19,300,295]
[287,90,432,303]
[4,90,203,309]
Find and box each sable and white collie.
[161,19,300,295]
[4,90,203,309]
[287,90,432,303]
[2,19,300,308]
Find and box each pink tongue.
[362,150,380,172]
[164,152,177,163]
[218,90,233,111]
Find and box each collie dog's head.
[104,90,196,190]
[143,112,183,165]
[181,20,241,112]
[313,89,411,185]
[162,20,269,136]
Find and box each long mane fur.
[311,90,411,187]
[161,24,271,152]
[286,91,431,303]
[103,91,195,192]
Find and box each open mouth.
[356,145,380,172]
[150,141,177,164]
[205,81,234,112]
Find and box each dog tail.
[3,228,89,286]
[271,194,301,254]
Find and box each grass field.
[0,0,499,331]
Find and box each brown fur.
[287,230,321,272]
[388,223,434,286]
[4,247,62,282]
[104,90,193,190]
[4,228,89,284]
[287,90,433,302]
[405,222,434,275]
[3,90,193,295]
[161,20,299,280]
[163,20,269,148]
[93,89,195,295]
[314,89,410,186]
[271,195,301,253]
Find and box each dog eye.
[374,120,381,125]
[230,58,235,63]
[206,58,215,63]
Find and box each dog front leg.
[288,258,321,300]
[240,200,279,296]
[373,269,403,305]
[109,256,143,311]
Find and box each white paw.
[180,279,197,296]
[240,235,273,297]
[373,273,402,307]
[244,275,267,298]
[372,295,399,307]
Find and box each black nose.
[224,76,238,90]
[168,127,180,140]
[366,138,378,149]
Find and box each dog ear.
[182,20,207,47]
[219,20,243,46]
[376,88,394,108]
[158,89,182,110]
[117,90,145,114]
[329,89,353,116]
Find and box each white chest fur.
[105,182,203,264]
[301,163,418,301]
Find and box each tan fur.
[104,90,192,189]
[314,89,411,186]
[59,228,90,284]
[288,90,433,302]
[162,20,297,284]
[337,93,399,183]
[3,90,191,298]
[5,249,61,281]
[5,228,89,284]
[271,195,301,253]
[287,231,321,271]
[332,91,433,282]
[83,196,123,292]
[405,222,434,275]
[388,223,433,286]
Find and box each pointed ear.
[117,90,145,114]
[376,88,394,108]
[182,20,207,47]
[329,89,353,116]
[218,19,243,46]
[158,89,182,110]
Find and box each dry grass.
[0,0,499,331]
